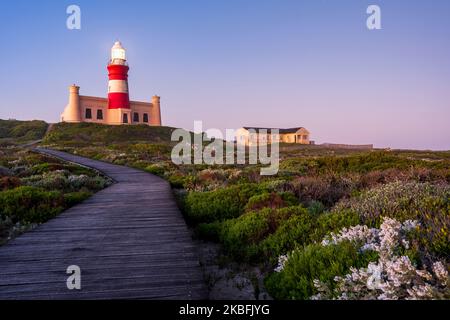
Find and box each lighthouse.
[107,42,130,110]
[61,41,162,126]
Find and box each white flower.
[402,219,419,232]
[274,254,289,273]
[366,262,382,290]
[432,261,448,285]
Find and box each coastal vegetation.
[2,120,448,299]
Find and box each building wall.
[236,127,310,146]
[78,96,108,124]
[280,128,310,144]
[61,86,162,126]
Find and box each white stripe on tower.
[108,80,129,93]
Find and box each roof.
[243,127,306,134]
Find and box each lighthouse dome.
[111,41,126,62]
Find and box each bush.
[259,208,314,262]
[219,209,272,260]
[244,192,298,212]
[64,191,92,207]
[307,200,325,216]
[168,174,188,189]
[0,186,64,224]
[145,164,166,176]
[333,181,450,226]
[0,176,21,190]
[183,183,263,223]
[23,171,68,190]
[196,221,223,241]
[29,162,68,175]
[208,206,309,262]
[291,175,356,207]
[265,241,378,300]
[310,209,361,243]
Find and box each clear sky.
[0,0,449,150]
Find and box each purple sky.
[0,0,449,150]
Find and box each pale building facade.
[61,42,162,126]
[236,127,310,146]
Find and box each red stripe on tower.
[108,42,130,109]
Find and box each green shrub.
[259,209,314,262]
[219,210,271,260]
[0,186,64,224]
[168,174,188,188]
[184,183,263,223]
[310,209,361,243]
[265,241,378,300]
[64,191,92,207]
[213,206,309,261]
[145,164,166,176]
[30,163,53,175]
[244,191,298,212]
[196,221,223,241]
[307,200,325,216]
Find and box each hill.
[43,122,178,147]
[0,119,48,145]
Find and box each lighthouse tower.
[107,41,131,123]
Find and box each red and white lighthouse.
[61,40,162,126]
[107,41,130,110]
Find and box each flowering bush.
[22,170,69,190]
[333,181,449,225]
[265,241,377,300]
[268,216,449,300]
[312,217,449,300]
[332,181,450,257]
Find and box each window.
[143,113,149,123]
[123,113,128,124]
[85,108,92,119]
[303,135,308,140]
[97,109,103,120]
[133,112,139,122]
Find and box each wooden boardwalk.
[0,149,207,299]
